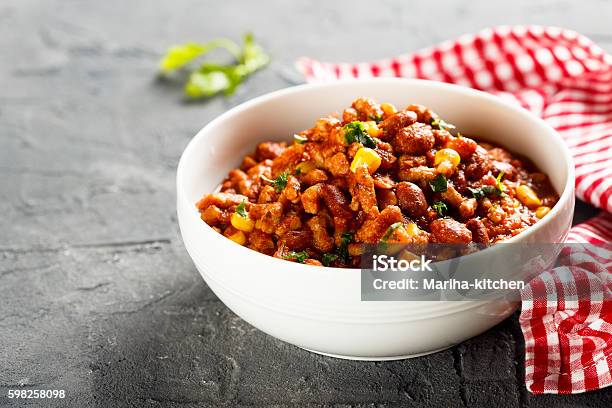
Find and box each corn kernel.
[516,185,542,208]
[231,212,255,232]
[380,103,397,116]
[536,206,551,219]
[434,148,461,167]
[295,160,317,175]
[228,230,246,245]
[350,147,382,174]
[404,222,422,237]
[362,121,383,137]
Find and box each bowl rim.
[177,78,575,273]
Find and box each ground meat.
[398,166,437,186]
[307,215,335,252]
[326,152,350,176]
[342,107,359,123]
[405,104,438,123]
[447,136,478,159]
[301,169,329,185]
[320,184,353,219]
[311,116,342,142]
[352,97,384,121]
[356,206,404,242]
[374,141,397,170]
[255,141,287,161]
[197,97,558,267]
[301,184,323,214]
[351,165,378,215]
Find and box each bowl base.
[300,345,453,361]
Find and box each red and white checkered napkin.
[296,26,612,394]
[520,213,612,394]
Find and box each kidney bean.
[465,219,490,244]
[430,218,472,244]
[379,110,418,137]
[396,182,428,217]
[394,122,435,155]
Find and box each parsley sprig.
[343,122,376,148]
[430,118,456,132]
[432,201,448,217]
[429,174,448,193]
[322,253,339,267]
[284,250,309,263]
[293,134,308,144]
[159,33,269,99]
[468,171,506,200]
[235,202,248,217]
[261,172,289,193]
[337,232,353,263]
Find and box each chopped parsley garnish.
[432,201,448,217]
[468,185,496,200]
[337,232,353,262]
[284,250,309,263]
[235,202,248,217]
[429,174,448,193]
[382,222,403,242]
[322,253,338,267]
[430,118,456,131]
[495,171,505,193]
[468,171,506,200]
[262,172,289,193]
[294,167,302,176]
[343,122,376,148]
[369,113,383,123]
[293,134,308,144]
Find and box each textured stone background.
[0,0,611,407]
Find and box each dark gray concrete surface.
[0,0,610,407]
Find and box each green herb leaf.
[284,250,309,263]
[337,232,353,262]
[430,118,456,131]
[322,253,338,267]
[239,33,270,75]
[235,202,248,218]
[273,172,289,193]
[432,201,448,217]
[382,222,403,242]
[495,171,505,193]
[262,172,289,193]
[185,70,234,99]
[160,33,269,99]
[429,174,448,193]
[468,172,506,200]
[343,122,376,148]
[468,185,499,200]
[159,39,242,73]
[369,113,383,123]
[293,134,308,144]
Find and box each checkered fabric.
[296,26,612,394]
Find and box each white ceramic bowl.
[177,79,575,360]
